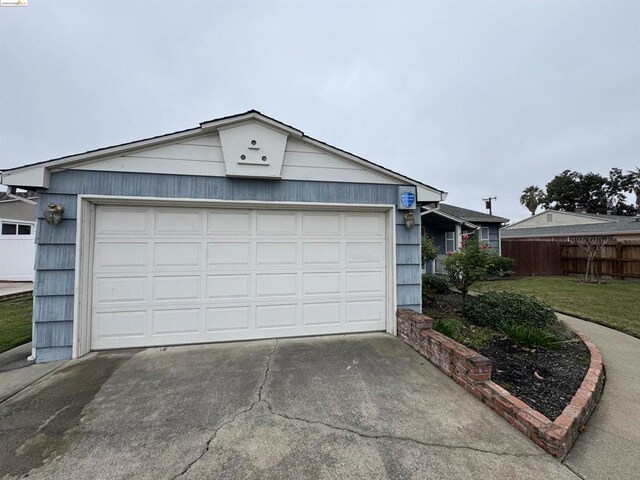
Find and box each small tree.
[444,233,489,300]
[421,235,438,264]
[571,236,614,283]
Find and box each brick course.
[397,308,605,458]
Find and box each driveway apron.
[0,333,578,479]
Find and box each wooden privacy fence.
[501,240,640,279]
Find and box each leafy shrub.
[433,317,492,350]
[444,233,489,300]
[499,323,561,349]
[433,318,461,339]
[422,275,450,294]
[485,254,516,278]
[463,291,557,329]
[422,235,438,263]
[422,283,436,305]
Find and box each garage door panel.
[346,300,384,324]
[256,243,297,265]
[94,310,147,339]
[207,274,251,299]
[153,276,201,301]
[345,213,384,237]
[91,206,388,350]
[302,242,341,265]
[94,276,148,304]
[302,302,341,326]
[207,242,252,266]
[207,210,251,234]
[154,242,201,267]
[256,273,297,297]
[256,211,297,235]
[95,242,148,269]
[96,207,149,236]
[302,213,341,235]
[346,271,384,294]
[206,306,252,332]
[152,308,201,336]
[256,304,297,329]
[155,209,202,234]
[346,242,385,264]
[302,272,341,295]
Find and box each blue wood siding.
[33,170,423,362]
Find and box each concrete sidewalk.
[0,342,65,403]
[0,281,33,300]
[560,313,640,480]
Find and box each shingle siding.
[33,170,423,362]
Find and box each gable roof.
[502,218,640,238]
[502,209,640,237]
[437,204,509,224]
[503,209,623,230]
[0,110,446,202]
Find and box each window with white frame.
[445,231,455,253]
[481,227,490,243]
[1,222,33,235]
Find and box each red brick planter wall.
[397,308,605,458]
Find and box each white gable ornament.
[218,121,288,179]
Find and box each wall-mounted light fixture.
[403,211,415,229]
[44,204,64,226]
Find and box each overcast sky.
[1,0,639,222]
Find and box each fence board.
[501,240,563,276]
[501,240,640,279]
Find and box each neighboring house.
[0,110,447,363]
[502,210,640,242]
[0,191,38,281]
[421,204,509,274]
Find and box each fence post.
[616,242,624,280]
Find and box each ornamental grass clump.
[443,233,490,301]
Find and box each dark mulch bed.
[478,337,590,420]
[424,293,591,421]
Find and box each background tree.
[606,168,637,215]
[623,167,640,212]
[520,185,545,215]
[542,170,582,211]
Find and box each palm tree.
[520,186,545,215]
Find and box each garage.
[1,110,446,362]
[91,205,389,349]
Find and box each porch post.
[455,224,462,250]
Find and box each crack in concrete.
[175,337,544,478]
[174,339,279,479]
[263,400,545,459]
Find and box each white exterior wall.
[506,211,612,229]
[71,133,402,186]
[0,235,35,281]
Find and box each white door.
[90,205,388,350]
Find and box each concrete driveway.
[0,333,578,479]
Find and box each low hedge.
[463,291,556,329]
[422,275,450,294]
[485,255,516,278]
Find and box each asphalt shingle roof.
[437,204,509,224]
[502,217,640,238]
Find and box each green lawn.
[473,276,640,339]
[0,296,33,354]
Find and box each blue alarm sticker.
[400,191,416,209]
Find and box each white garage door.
[90,205,388,350]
